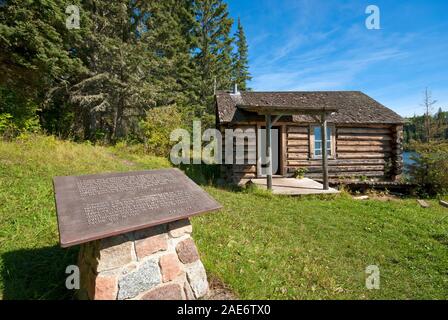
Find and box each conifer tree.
[232,17,251,91]
[192,0,234,121]
[68,0,160,141]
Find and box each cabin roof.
[215,91,404,124]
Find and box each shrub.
[140,106,183,157]
[409,141,448,196]
[0,86,41,139]
[293,167,308,179]
[0,113,18,139]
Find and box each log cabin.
[215,89,404,186]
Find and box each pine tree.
[232,17,251,91]
[0,0,86,117]
[140,0,197,110]
[67,0,161,141]
[192,0,234,122]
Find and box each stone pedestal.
[77,219,209,300]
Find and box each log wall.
[220,123,403,184]
[286,125,394,180]
[220,125,257,184]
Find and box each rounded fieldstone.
[118,258,162,300]
[135,233,168,260]
[94,275,118,300]
[141,283,184,300]
[97,235,134,272]
[176,238,200,264]
[159,253,183,283]
[185,260,208,299]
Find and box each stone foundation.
[77,219,209,300]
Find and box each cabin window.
[312,126,334,158]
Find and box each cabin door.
[257,126,281,177]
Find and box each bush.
[0,86,41,139]
[0,113,17,139]
[293,167,308,179]
[140,106,183,157]
[409,141,448,196]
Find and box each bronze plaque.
[53,168,221,247]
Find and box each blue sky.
[226,0,448,117]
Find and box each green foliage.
[193,0,234,116]
[140,106,183,157]
[232,17,251,90]
[0,0,87,97]
[404,109,448,147]
[0,113,16,138]
[409,141,448,196]
[0,86,41,138]
[293,167,308,179]
[1,1,250,144]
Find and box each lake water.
[403,151,418,174]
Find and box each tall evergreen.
[0,0,87,126]
[232,17,251,91]
[192,0,234,122]
[65,0,158,141]
[140,0,198,110]
[1,0,251,141]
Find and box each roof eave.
[238,105,338,115]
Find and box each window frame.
[309,124,336,160]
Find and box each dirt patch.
[205,276,236,300]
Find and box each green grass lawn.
[1,134,447,299]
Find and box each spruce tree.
[140,0,197,110]
[232,17,251,91]
[0,0,87,119]
[67,0,160,141]
[192,0,234,122]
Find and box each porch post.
[321,113,329,190]
[265,114,273,190]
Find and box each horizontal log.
[337,128,391,134]
[304,165,385,173]
[338,135,392,141]
[287,140,308,146]
[337,140,390,146]
[337,153,390,159]
[304,171,385,178]
[284,159,386,166]
[288,154,309,160]
[288,159,313,165]
[287,146,308,152]
[337,146,392,152]
[287,133,308,139]
[287,127,308,133]
[288,147,309,153]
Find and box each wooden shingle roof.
[215,91,404,124]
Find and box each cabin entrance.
[257,126,281,177]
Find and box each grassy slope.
[0,135,170,299]
[1,135,447,299]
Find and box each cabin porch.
[249,177,339,195]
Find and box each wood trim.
[281,125,286,176]
[309,124,336,160]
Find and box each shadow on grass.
[179,164,221,186]
[179,163,248,193]
[1,245,78,300]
